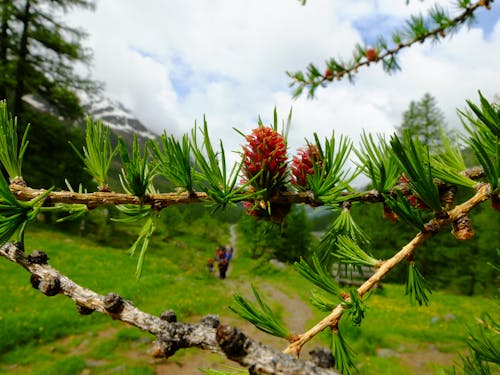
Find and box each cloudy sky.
[68,1,500,170]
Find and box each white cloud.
[68,0,500,170]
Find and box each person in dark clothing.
[216,246,226,262]
[218,258,229,279]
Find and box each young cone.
[241,126,289,221]
[291,144,321,189]
[242,126,287,195]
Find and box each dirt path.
[151,224,458,375]
[151,224,315,374]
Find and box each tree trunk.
[14,0,31,115]
[0,0,10,101]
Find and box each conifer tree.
[397,93,448,146]
[0,0,98,118]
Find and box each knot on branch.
[76,302,94,315]
[160,309,177,322]
[27,250,49,265]
[151,336,182,358]
[200,314,220,328]
[9,176,26,187]
[103,293,124,314]
[309,347,335,369]
[423,221,440,234]
[216,324,248,358]
[30,274,60,296]
[439,185,457,209]
[452,215,474,241]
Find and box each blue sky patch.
[475,5,500,40]
[169,54,193,100]
[353,14,401,46]
[354,6,499,47]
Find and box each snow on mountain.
[23,92,158,143]
[80,93,158,142]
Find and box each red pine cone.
[291,145,321,188]
[242,126,288,194]
[365,48,378,62]
[324,68,334,80]
[407,194,428,210]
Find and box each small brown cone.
[452,215,474,241]
[440,185,457,210]
[383,204,399,222]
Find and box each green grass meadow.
[0,225,498,374]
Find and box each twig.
[284,183,491,356]
[9,166,485,209]
[9,184,208,209]
[289,0,488,93]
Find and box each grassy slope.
[0,225,498,374]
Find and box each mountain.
[23,92,158,144]
[21,92,160,190]
[79,93,158,144]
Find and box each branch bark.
[9,166,485,210]
[0,242,339,375]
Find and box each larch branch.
[284,183,491,356]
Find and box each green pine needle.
[342,289,367,326]
[331,326,357,375]
[229,285,290,339]
[405,262,432,306]
[390,132,442,212]
[460,93,500,191]
[127,217,156,279]
[38,204,88,222]
[112,204,151,223]
[460,355,493,375]
[69,117,117,189]
[0,101,29,180]
[320,208,370,255]
[191,118,260,209]
[383,190,426,230]
[310,290,338,312]
[0,172,52,244]
[334,235,379,268]
[466,91,500,138]
[306,132,354,202]
[431,130,476,189]
[355,131,401,193]
[150,132,195,194]
[118,135,156,198]
[294,255,342,297]
[466,314,500,365]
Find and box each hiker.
[215,246,225,262]
[225,246,234,263]
[206,257,215,273]
[218,258,229,279]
